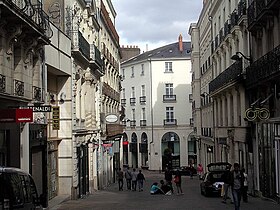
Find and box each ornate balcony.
[247,0,280,32]
[246,44,280,89]
[209,60,243,93]
[0,74,6,93]
[140,120,146,127]
[163,95,176,102]
[14,79,24,96]
[140,96,146,104]
[90,44,104,77]
[164,119,177,126]
[71,31,90,61]
[0,0,52,40]
[102,82,120,102]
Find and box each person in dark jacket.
[230,163,244,210]
[174,170,183,195]
[137,170,145,191]
[164,167,173,193]
[221,165,233,204]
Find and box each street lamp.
[231,52,252,64]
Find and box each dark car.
[0,167,43,209]
[171,166,197,176]
[200,162,231,197]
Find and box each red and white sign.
[0,109,33,123]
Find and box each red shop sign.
[0,109,33,123]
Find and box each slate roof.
[121,42,191,65]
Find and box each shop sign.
[52,106,60,130]
[28,105,52,112]
[0,109,33,123]
[105,114,118,123]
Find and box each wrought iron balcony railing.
[164,119,177,126]
[72,31,90,60]
[237,0,247,18]
[224,20,231,38]
[163,95,176,102]
[121,98,126,106]
[0,74,6,93]
[33,86,42,102]
[140,120,147,127]
[209,60,243,93]
[246,44,280,88]
[14,79,24,96]
[130,120,136,127]
[230,11,239,28]
[8,0,52,38]
[130,97,136,105]
[140,96,146,104]
[90,44,104,77]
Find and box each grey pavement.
[50,170,279,210]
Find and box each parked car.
[171,166,197,176]
[0,167,43,209]
[200,162,231,197]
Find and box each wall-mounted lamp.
[59,92,66,104]
[231,52,252,64]
[50,93,55,104]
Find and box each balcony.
[121,98,126,106]
[130,120,136,127]
[164,119,177,126]
[130,97,136,106]
[102,82,120,102]
[89,44,104,77]
[71,31,90,62]
[0,0,52,41]
[140,120,146,127]
[0,74,6,93]
[246,44,280,89]
[140,96,146,104]
[247,0,280,32]
[209,60,243,93]
[163,95,176,102]
[14,79,24,96]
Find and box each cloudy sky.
[112,0,203,52]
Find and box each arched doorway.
[140,133,148,167]
[161,132,180,170]
[122,133,128,166]
[130,133,138,168]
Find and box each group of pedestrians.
[117,167,145,192]
[221,163,248,210]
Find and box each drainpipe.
[148,58,154,170]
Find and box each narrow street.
[51,171,279,210]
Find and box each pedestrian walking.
[174,170,183,195]
[131,168,138,191]
[242,168,248,203]
[125,166,132,190]
[117,168,124,191]
[197,163,204,179]
[230,163,244,210]
[221,164,233,204]
[164,167,173,193]
[137,170,145,191]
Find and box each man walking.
[221,165,233,204]
[230,163,244,210]
[125,167,132,190]
[131,168,138,191]
[137,170,145,191]
[117,168,124,191]
[164,167,173,193]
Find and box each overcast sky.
[112,0,203,52]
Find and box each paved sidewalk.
[50,170,279,210]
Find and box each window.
[166,107,174,120]
[165,83,173,96]
[165,62,173,72]
[141,64,145,75]
[142,108,146,119]
[131,87,135,98]
[141,85,145,96]
[131,66,134,77]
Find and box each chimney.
[178,34,183,52]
